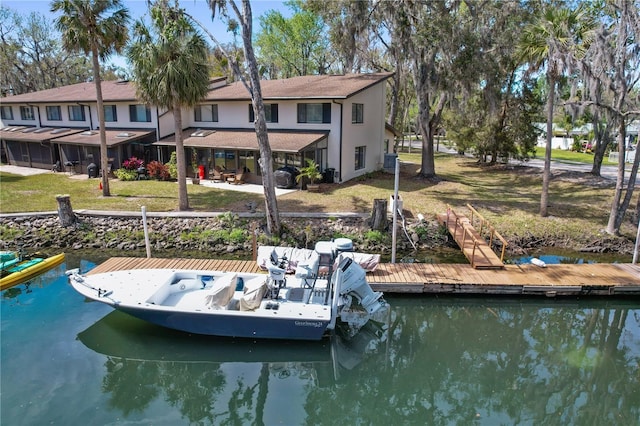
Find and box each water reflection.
[364,297,640,425]
[76,297,640,425]
[77,311,387,424]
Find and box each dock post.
[633,215,640,264]
[55,194,76,227]
[141,206,151,258]
[391,157,400,264]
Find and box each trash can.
[87,163,98,178]
[198,165,205,180]
[323,168,335,183]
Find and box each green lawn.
[0,173,263,213]
[1,151,635,243]
[533,147,617,166]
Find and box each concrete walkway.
[0,164,297,196]
[197,178,296,196]
[0,164,50,176]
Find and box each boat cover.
[240,276,268,311]
[256,246,380,273]
[205,273,237,309]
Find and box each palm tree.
[127,0,211,210]
[52,0,130,197]
[518,5,593,217]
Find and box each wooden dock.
[437,206,506,269]
[88,257,640,297]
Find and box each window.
[297,103,331,124]
[249,104,278,123]
[20,106,35,121]
[104,105,117,122]
[355,146,366,170]
[238,150,255,173]
[46,106,62,121]
[129,105,151,122]
[1,105,13,120]
[68,105,86,121]
[195,104,218,122]
[213,149,236,171]
[352,103,364,124]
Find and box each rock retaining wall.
[1,213,633,257]
[0,213,448,257]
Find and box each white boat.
[67,239,390,341]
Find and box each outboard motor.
[336,257,385,315]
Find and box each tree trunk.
[413,63,436,178]
[92,46,110,197]
[388,66,401,130]
[540,73,555,217]
[606,120,640,234]
[240,0,281,235]
[56,194,76,227]
[590,114,610,176]
[174,103,189,211]
[605,120,626,234]
[370,199,388,231]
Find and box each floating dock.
[88,257,640,297]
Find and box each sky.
[2,0,291,69]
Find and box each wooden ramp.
[87,257,640,297]
[437,207,505,269]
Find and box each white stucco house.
[0,72,393,184]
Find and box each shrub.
[122,156,144,170]
[218,211,239,227]
[114,168,137,181]
[146,160,171,180]
[412,225,430,240]
[229,229,246,244]
[364,230,386,243]
[165,152,178,179]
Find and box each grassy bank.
[1,153,636,249]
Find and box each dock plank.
[86,257,640,297]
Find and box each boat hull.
[68,267,334,341]
[67,242,389,341]
[0,253,65,290]
[116,304,330,340]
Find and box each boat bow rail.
[66,268,114,299]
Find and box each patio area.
[195,178,297,196]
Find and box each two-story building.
[0,72,394,183]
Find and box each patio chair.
[210,167,223,182]
[227,172,245,185]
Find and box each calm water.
[2,255,640,425]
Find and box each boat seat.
[295,254,319,288]
[205,273,237,309]
[240,276,268,311]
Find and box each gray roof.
[1,73,393,105]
